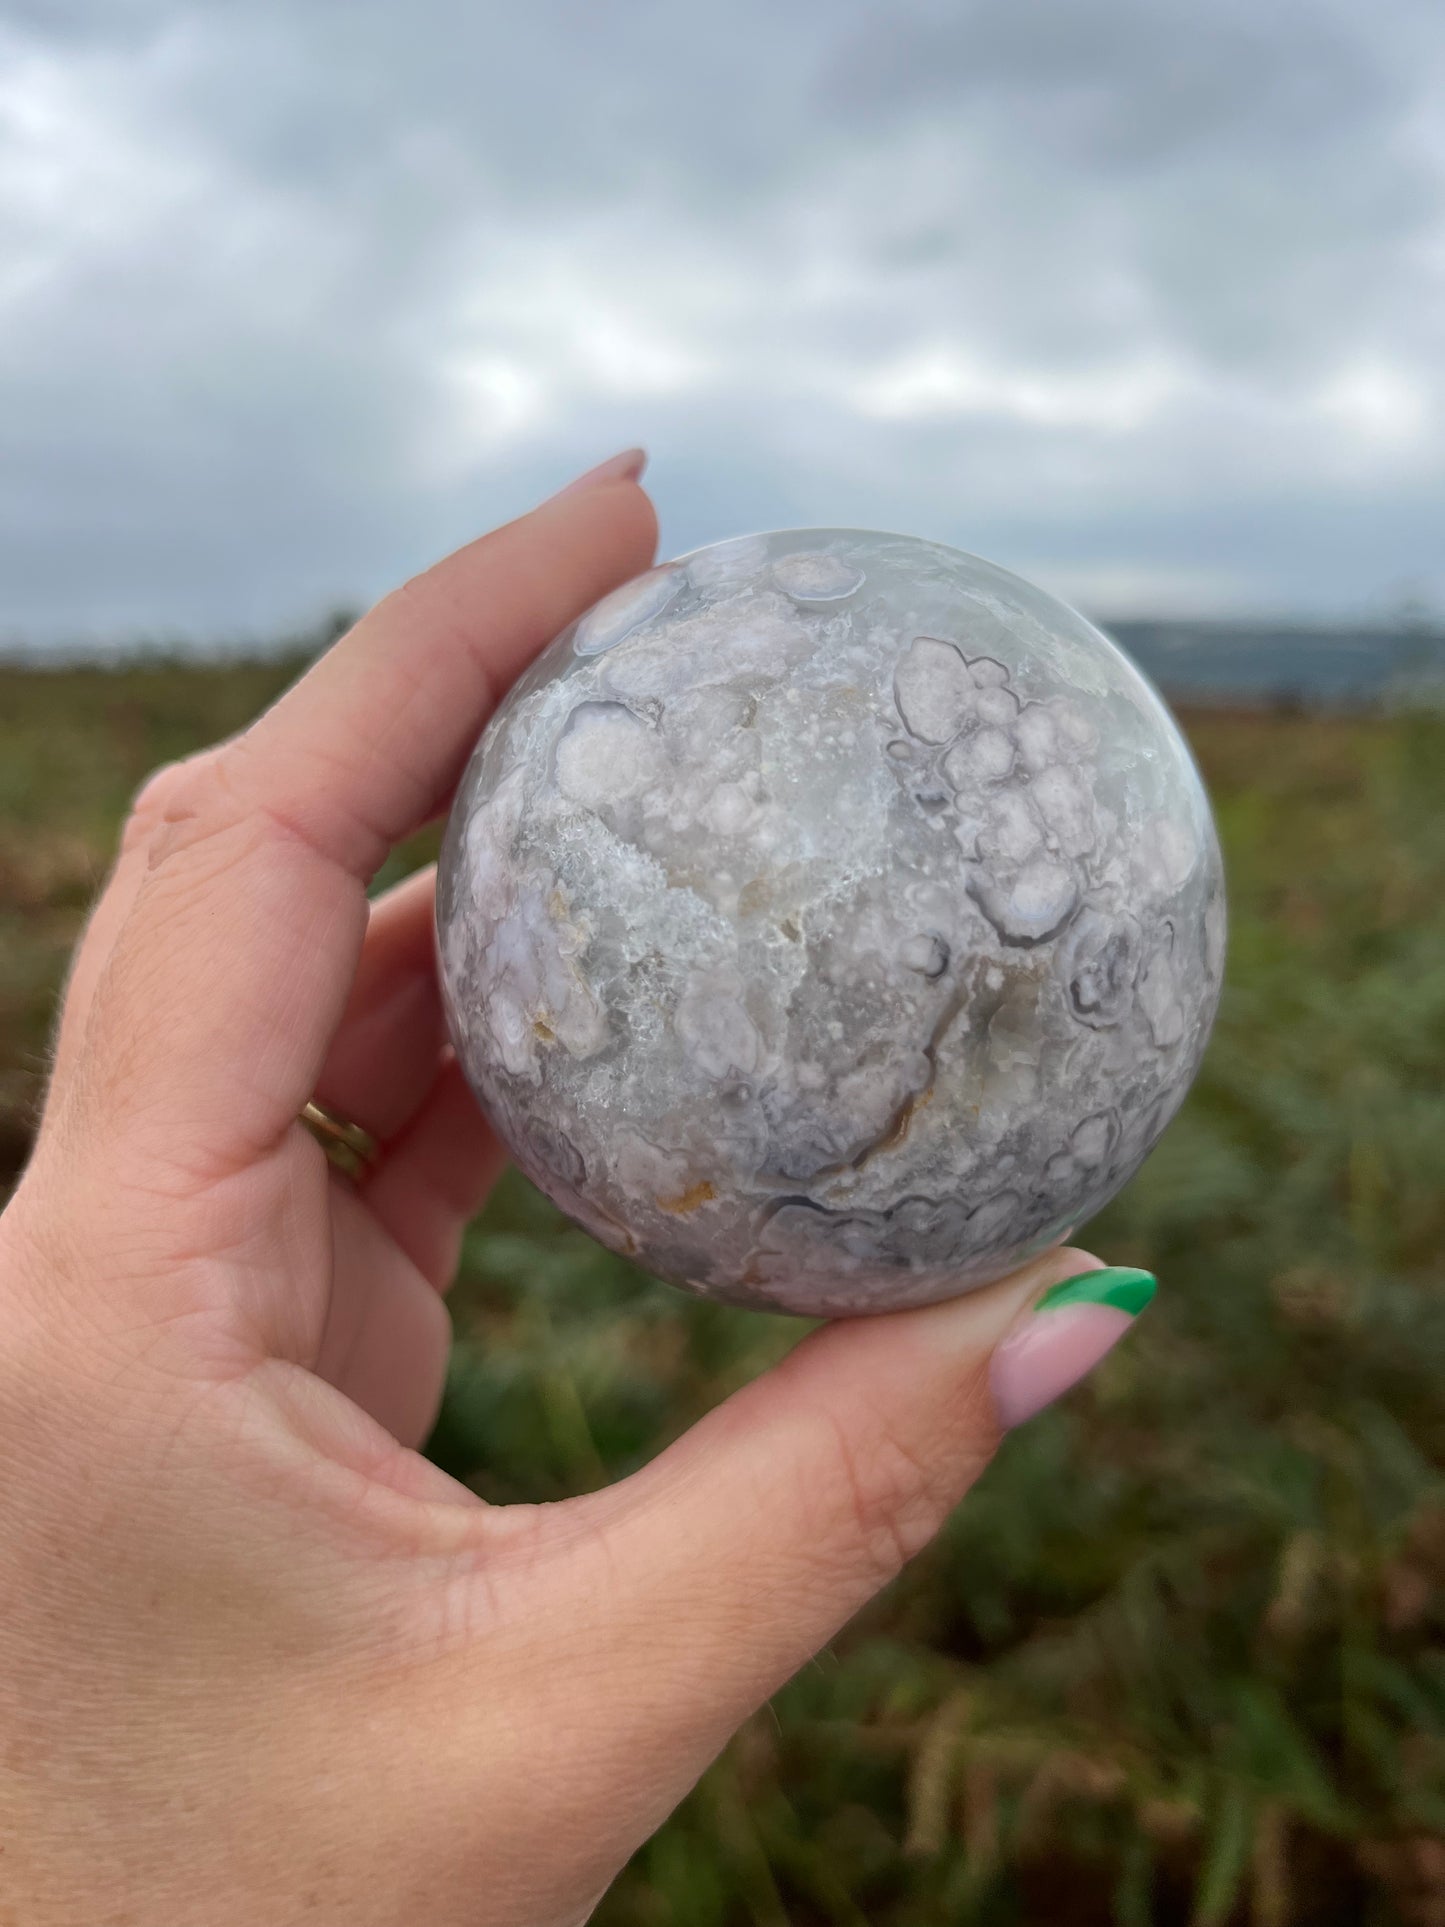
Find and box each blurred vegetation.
[2,656,1444,1925]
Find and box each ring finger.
[309,864,447,1148]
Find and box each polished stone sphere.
[437,530,1225,1316]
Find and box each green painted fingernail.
[1035,1266,1157,1317]
[993,1266,1157,1429]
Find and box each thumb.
[580,1244,1152,1751]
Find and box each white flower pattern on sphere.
[437,529,1225,1316]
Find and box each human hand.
[0,452,1152,1926]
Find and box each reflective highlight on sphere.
[437,530,1226,1316]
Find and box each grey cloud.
[0,0,1441,643]
[821,0,1395,159]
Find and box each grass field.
[2,657,1444,1925]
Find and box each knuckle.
[375,569,450,644]
[376,563,501,694]
[821,1407,955,1590]
[120,759,188,851]
[137,747,261,874]
[120,749,232,860]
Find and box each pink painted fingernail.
[990,1267,1155,1430]
[553,446,648,498]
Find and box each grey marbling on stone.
[437,530,1226,1316]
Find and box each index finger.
[203,465,659,879]
[66,470,658,1181]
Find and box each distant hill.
[1105,617,1445,709]
[3,612,1443,711]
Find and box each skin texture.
[0,462,1127,1927]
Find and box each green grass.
[2,658,1443,1925]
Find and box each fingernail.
[990,1267,1156,1430]
[553,447,648,498]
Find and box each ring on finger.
[299,1100,380,1181]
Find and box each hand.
[0,453,1147,1926]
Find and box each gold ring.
[299,1099,379,1181]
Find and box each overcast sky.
[1,0,1442,646]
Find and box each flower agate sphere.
[437,531,1225,1316]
